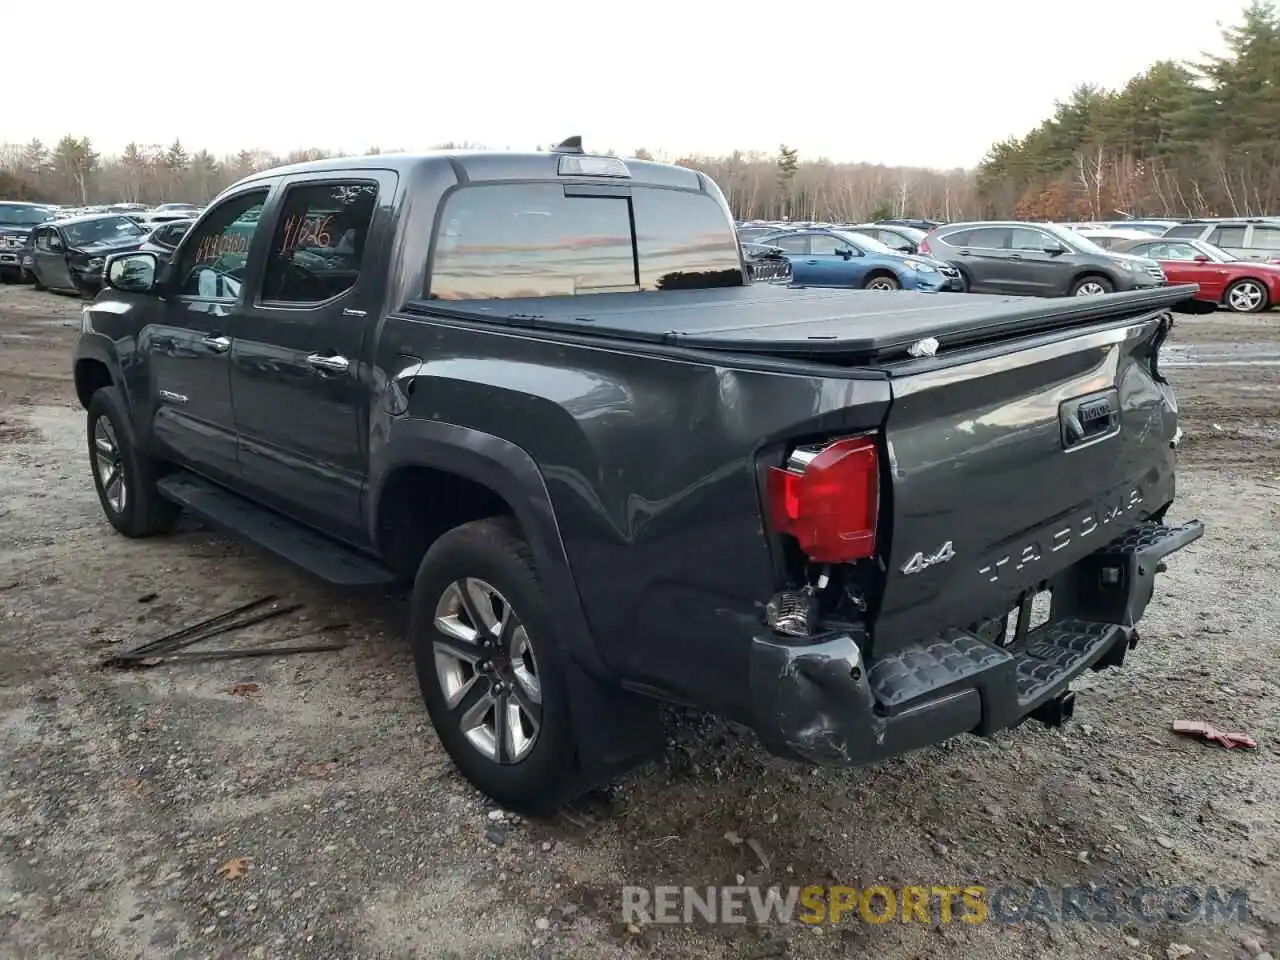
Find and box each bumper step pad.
[1013,619,1132,710]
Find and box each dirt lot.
[1,284,1277,960]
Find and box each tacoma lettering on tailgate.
[977,488,1144,584]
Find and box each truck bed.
[415,284,1199,364]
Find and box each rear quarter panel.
[372,314,892,716]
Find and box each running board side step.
[156,472,397,587]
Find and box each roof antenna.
[552,136,584,155]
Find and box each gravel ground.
[0,284,1276,960]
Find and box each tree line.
[1,1,1274,222]
[978,0,1280,219]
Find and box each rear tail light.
[918,234,933,256]
[766,436,879,564]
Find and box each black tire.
[0,268,18,285]
[863,272,900,291]
[409,517,579,815]
[1070,275,1113,297]
[1223,278,1269,314]
[86,386,180,538]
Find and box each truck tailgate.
[869,310,1178,652]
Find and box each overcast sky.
[10,0,1240,170]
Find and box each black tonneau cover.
[411,284,1198,364]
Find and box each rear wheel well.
[376,466,515,579]
[74,359,113,409]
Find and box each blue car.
[757,227,965,292]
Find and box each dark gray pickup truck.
[74,141,1204,813]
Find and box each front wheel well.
[74,359,114,410]
[1223,276,1270,293]
[1068,271,1115,292]
[376,465,516,579]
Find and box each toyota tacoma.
[73,140,1204,813]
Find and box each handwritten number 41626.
[280,214,333,253]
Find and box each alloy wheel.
[433,577,542,763]
[1075,282,1107,296]
[867,278,898,291]
[93,416,128,514]
[1227,281,1265,312]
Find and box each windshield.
[1192,240,1236,263]
[835,230,897,255]
[0,204,53,227]
[63,216,146,246]
[886,225,927,242]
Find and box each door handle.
[805,259,819,264]
[958,250,971,256]
[1009,254,1024,260]
[307,354,350,373]
[202,335,231,353]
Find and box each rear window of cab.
[426,183,743,300]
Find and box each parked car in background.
[1105,219,1181,236]
[1162,219,1280,263]
[876,217,941,231]
[920,221,1166,297]
[27,213,147,295]
[1063,227,1152,250]
[0,201,56,283]
[843,223,927,254]
[1113,236,1280,313]
[758,227,963,291]
[139,218,195,263]
[741,241,793,284]
[153,202,202,217]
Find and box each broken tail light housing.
[766,436,879,564]
[917,233,933,256]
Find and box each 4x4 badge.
[901,541,956,576]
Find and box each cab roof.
[229,149,707,193]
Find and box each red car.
[1116,237,1280,313]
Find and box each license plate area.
[1000,589,1053,648]
[972,588,1053,650]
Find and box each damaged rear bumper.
[747,520,1204,766]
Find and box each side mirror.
[1193,255,1210,263]
[836,248,853,260]
[893,244,914,254]
[104,251,159,293]
[1043,242,1067,255]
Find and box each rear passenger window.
[964,227,1009,249]
[1208,225,1246,248]
[938,229,970,246]
[1248,226,1280,251]
[1163,225,1204,239]
[632,188,741,290]
[260,181,378,304]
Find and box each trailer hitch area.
[1029,689,1076,728]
